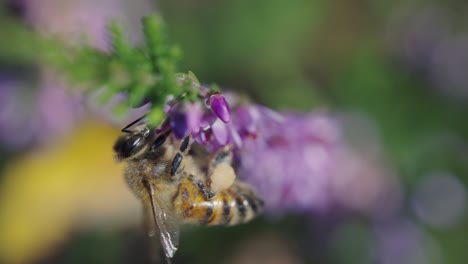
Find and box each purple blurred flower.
[327,113,402,216]
[386,6,449,71]
[23,0,155,51]
[411,171,466,228]
[233,107,333,212]
[165,99,399,214]
[0,74,84,149]
[235,108,400,214]
[372,218,441,264]
[0,74,149,150]
[430,36,468,99]
[386,5,468,99]
[234,107,341,213]
[0,76,36,149]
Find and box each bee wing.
[143,204,163,263]
[145,182,180,259]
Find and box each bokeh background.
[0,0,467,263]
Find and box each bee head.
[113,127,152,161]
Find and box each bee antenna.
[121,115,147,133]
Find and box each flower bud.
[209,93,231,123]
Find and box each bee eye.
[114,134,147,160]
[123,136,142,152]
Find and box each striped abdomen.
[173,177,264,226]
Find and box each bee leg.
[207,144,234,175]
[170,135,192,176]
[189,175,216,200]
[189,145,236,200]
[150,130,171,151]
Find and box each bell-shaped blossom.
[209,93,231,123]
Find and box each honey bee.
[113,117,264,262]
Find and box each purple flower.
[163,96,399,215]
[209,93,231,123]
[234,107,340,213]
[162,88,234,141]
[211,119,230,145]
[0,74,84,149]
[169,110,188,139]
[185,102,203,134]
[232,107,400,215]
[23,0,155,51]
[234,106,261,137]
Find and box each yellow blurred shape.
[0,120,139,264]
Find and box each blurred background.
[0,0,467,263]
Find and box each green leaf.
[147,108,164,127]
[108,20,132,60]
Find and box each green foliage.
[159,0,327,110]
[47,14,198,127]
[332,48,468,183]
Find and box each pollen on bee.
[210,163,236,193]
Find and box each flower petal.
[170,111,187,138]
[185,102,203,134]
[211,119,229,145]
